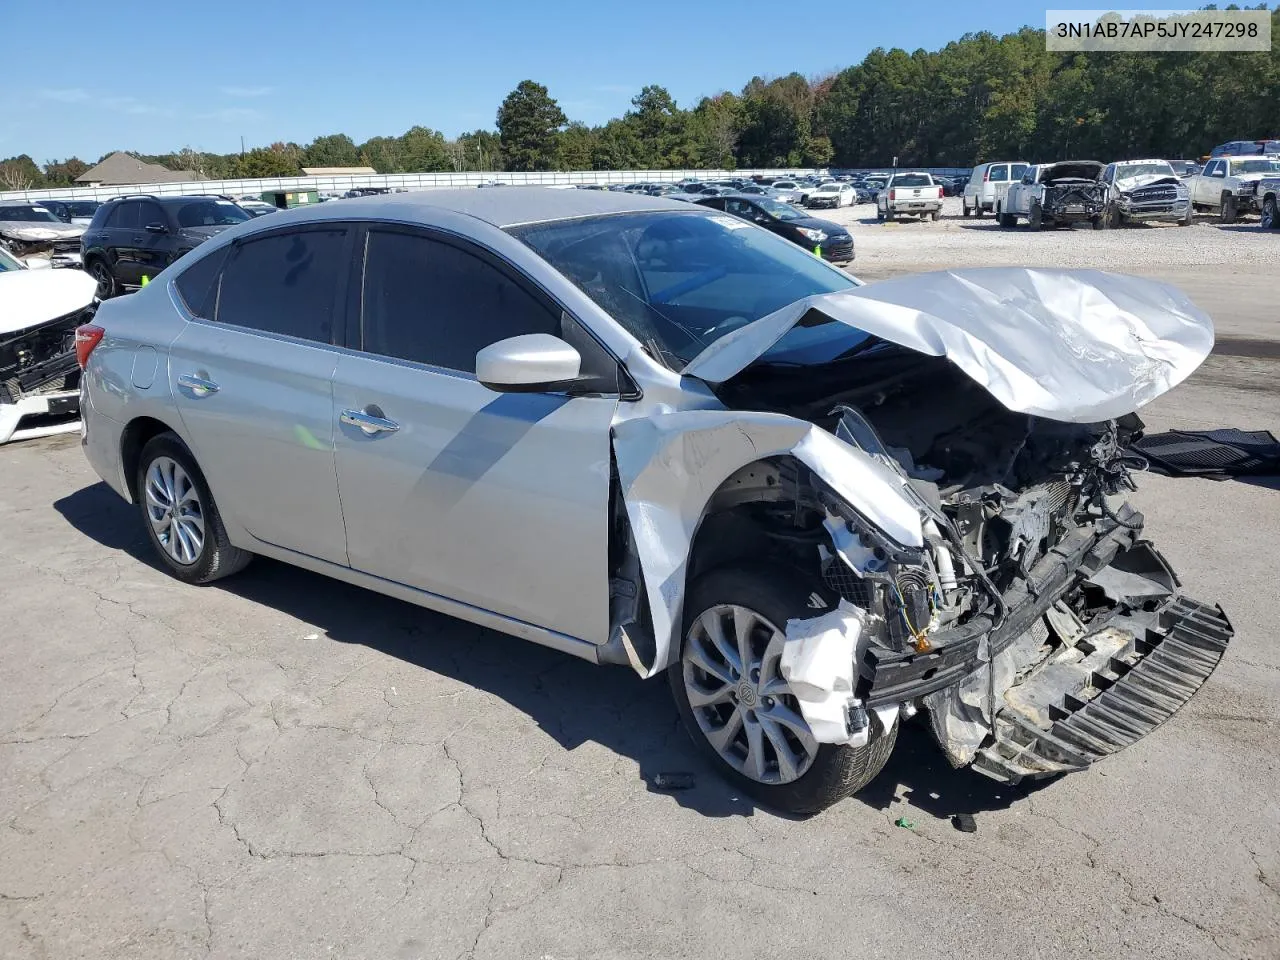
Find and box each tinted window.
[173,246,229,319]
[1011,163,1029,179]
[108,202,141,229]
[361,230,559,373]
[890,174,931,187]
[989,165,1009,182]
[176,199,251,228]
[216,229,347,342]
[138,202,165,228]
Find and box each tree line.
[3,10,1277,189]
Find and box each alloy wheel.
[90,262,113,298]
[681,604,819,785]
[144,456,205,566]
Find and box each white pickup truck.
[998,161,1106,229]
[875,172,943,221]
[1187,155,1280,222]
[1257,175,1280,229]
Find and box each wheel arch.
[120,415,183,502]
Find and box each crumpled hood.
[1041,161,1104,182]
[0,268,97,335]
[1114,174,1183,193]
[0,220,85,242]
[683,268,1214,424]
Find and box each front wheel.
[136,433,252,584]
[1221,192,1238,223]
[669,566,898,814]
[1262,195,1278,230]
[1028,202,1043,230]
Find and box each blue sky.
[5,0,1037,163]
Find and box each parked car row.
[960,154,1280,229]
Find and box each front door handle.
[177,373,219,396]
[340,408,400,435]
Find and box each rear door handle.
[340,408,400,435]
[177,373,219,396]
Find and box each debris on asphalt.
[953,813,978,833]
[649,772,696,791]
[894,816,917,829]
[302,633,320,640]
[1130,428,1280,479]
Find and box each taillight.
[890,189,897,201]
[75,324,104,369]
[983,169,991,181]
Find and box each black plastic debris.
[649,772,696,791]
[952,813,978,833]
[1129,428,1280,479]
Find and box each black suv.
[81,195,251,298]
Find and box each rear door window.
[109,202,141,230]
[215,228,349,343]
[1010,163,1029,179]
[990,165,1009,182]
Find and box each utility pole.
[240,136,245,158]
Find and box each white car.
[962,161,1029,217]
[805,183,856,209]
[1100,160,1192,227]
[1187,155,1280,222]
[0,245,97,443]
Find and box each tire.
[669,565,898,815]
[876,210,884,221]
[975,204,985,219]
[885,210,895,222]
[1091,214,1105,230]
[962,199,972,217]
[135,432,252,585]
[1107,204,1123,229]
[87,258,117,299]
[1028,202,1043,230]
[1262,195,1279,230]
[1221,192,1237,224]
[930,208,941,222]
[997,207,1016,228]
[1179,204,1193,227]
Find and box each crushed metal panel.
[682,268,1214,424]
[610,409,924,678]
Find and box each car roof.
[235,187,687,229]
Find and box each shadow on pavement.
[54,480,1047,823]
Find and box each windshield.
[890,174,931,187]
[771,181,796,189]
[816,184,840,192]
[0,205,61,223]
[0,246,23,271]
[176,199,251,228]
[754,198,807,221]
[509,211,856,368]
[1115,162,1176,180]
[1230,158,1280,175]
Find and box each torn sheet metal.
[682,268,1214,424]
[780,601,867,745]
[611,409,923,677]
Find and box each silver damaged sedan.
[77,189,1233,813]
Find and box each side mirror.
[476,334,582,393]
[144,222,168,234]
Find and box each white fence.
[0,166,975,203]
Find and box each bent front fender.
[610,409,924,679]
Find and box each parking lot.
[2,210,1278,960]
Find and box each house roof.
[301,166,378,176]
[75,152,203,185]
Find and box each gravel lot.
[2,217,1278,959]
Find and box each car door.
[167,224,354,566]
[1197,161,1222,204]
[330,226,620,644]
[133,200,171,283]
[106,201,143,284]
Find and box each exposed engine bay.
[701,346,1232,782]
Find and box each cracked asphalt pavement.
[2,259,1278,959]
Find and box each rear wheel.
[87,259,116,299]
[669,566,897,815]
[930,208,941,222]
[962,199,972,217]
[975,203,985,219]
[997,206,1015,228]
[136,433,252,584]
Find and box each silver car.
[77,189,1232,813]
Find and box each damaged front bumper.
[871,507,1234,783]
